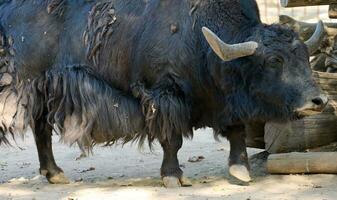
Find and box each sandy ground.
[1,128,337,200]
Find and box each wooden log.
[267,152,337,174]
[279,15,337,39]
[317,84,337,91]
[310,142,337,152]
[314,79,337,86]
[245,122,265,149]
[265,114,337,153]
[327,94,337,100]
[246,136,265,149]
[314,70,337,78]
[281,0,337,8]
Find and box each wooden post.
[267,152,337,174]
[281,0,337,7]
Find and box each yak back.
[0,0,262,92]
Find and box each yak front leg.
[225,125,251,182]
[33,114,70,184]
[131,79,192,188]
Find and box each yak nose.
[296,94,328,116]
[311,95,328,110]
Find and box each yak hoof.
[229,164,251,182]
[48,173,70,184]
[40,169,48,176]
[179,176,192,187]
[162,176,181,188]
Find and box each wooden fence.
[256,0,333,23]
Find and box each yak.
[0,0,327,187]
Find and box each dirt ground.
[1,128,337,200]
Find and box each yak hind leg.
[33,114,70,184]
[160,131,192,188]
[224,125,251,182]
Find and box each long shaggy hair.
[83,1,119,67]
[35,66,148,148]
[0,62,193,148]
[0,64,149,147]
[0,23,29,145]
[47,0,66,16]
[131,79,193,144]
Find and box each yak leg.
[75,141,88,160]
[226,126,251,182]
[131,80,192,187]
[160,131,191,188]
[33,115,70,184]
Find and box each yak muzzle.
[296,94,328,116]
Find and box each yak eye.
[268,56,283,68]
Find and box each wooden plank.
[315,79,337,86]
[301,117,337,124]
[298,113,337,118]
[301,120,337,126]
[301,123,337,128]
[281,0,337,7]
[314,71,337,78]
[317,84,337,91]
[267,152,337,174]
[310,142,337,152]
[327,95,337,100]
[319,90,337,95]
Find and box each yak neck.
[186,0,263,127]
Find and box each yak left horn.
[305,20,325,55]
[202,27,258,62]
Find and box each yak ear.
[202,27,258,61]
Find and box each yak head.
[202,21,328,122]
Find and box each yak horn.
[305,20,325,55]
[202,27,258,62]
